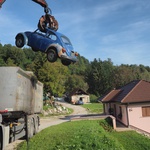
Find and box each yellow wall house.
[69,88,90,104]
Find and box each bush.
[43,105,53,111]
[90,94,98,103]
[99,118,113,132]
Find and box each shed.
[69,88,90,104]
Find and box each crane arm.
[0,0,6,8]
[32,0,48,8]
[0,0,48,9]
[0,0,58,31]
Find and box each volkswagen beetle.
[15,28,78,66]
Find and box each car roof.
[45,28,66,38]
[45,28,72,44]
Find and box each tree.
[68,55,89,75]
[65,74,88,93]
[0,44,150,97]
[2,44,26,67]
[38,61,69,96]
[85,58,114,96]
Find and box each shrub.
[90,94,98,103]
[99,117,113,132]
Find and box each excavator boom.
[0,0,6,8]
[32,0,48,8]
[0,0,48,8]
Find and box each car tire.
[15,34,25,48]
[61,60,71,66]
[47,49,57,62]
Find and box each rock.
[42,110,49,116]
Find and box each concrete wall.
[104,102,150,133]
[0,67,43,114]
[128,103,150,133]
[71,95,90,103]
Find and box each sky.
[0,0,150,66]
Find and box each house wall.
[71,95,90,103]
[104,103,115,115]
[116,105,128,126]
[104,103,109,114]
[104,103,128,126]
[128,103,150,134]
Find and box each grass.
[82,102,103,113]
[17,119,150,150]
[111,131,150,150]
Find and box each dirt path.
[5,101,89,150]
[40,101,89,131]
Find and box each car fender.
[16,32,28,45]
[46,43,64,57]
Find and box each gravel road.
[39,101,89,131]
[5,101,89,150]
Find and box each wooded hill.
[0,44,150,98]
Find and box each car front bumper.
[60,55,77,63]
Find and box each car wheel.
[15,34,24,48]
[47,49,57,62]
[61,60,71,66]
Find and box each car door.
[34,32,57,52]
[28,32,50,52]
[36,34,51,52]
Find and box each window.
[118,106,122,119]
[49,34,57,41]
[142,106,150,117]
[61,36,72,45]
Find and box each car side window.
[49,34,57,41]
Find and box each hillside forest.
[0,44,150,98]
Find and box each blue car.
[15,28,78,66]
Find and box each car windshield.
[61,36,72,45]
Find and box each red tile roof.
[101,89,122,102]
[101,80,150,103]
[69,88,89,96]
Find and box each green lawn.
[111,131,150,150]
[17,119,150,150]
[82,103,103,113]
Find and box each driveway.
[40,100,89,131]
[5,101,89,150]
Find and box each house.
[68,88,90,104]
[100,80,150,134]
